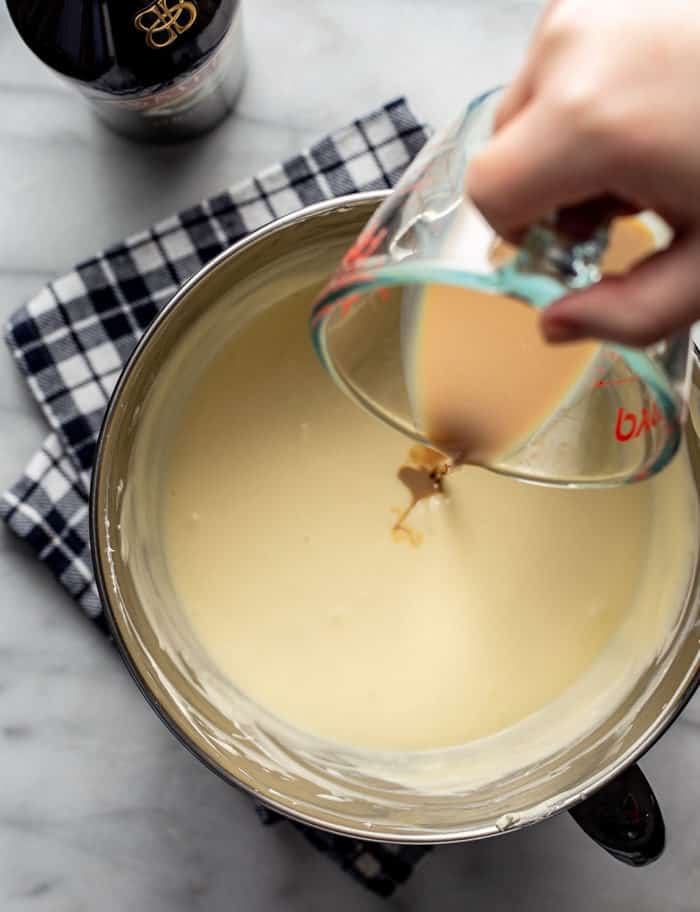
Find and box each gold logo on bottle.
[134,0,198,49]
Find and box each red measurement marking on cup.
[593,376,639,389]
[615,402,662,442]
[341,225,387,270]
[310,285,362,327]
[334,285,389,319]
[340,292,360,317]
[310,226,389,328]
[591,351,641,391]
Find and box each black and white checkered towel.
[1,100,432,897]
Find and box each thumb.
[540,231,700,348]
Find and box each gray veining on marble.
[1,2,699,909]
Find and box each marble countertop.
[1,2,699,909]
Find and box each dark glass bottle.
[6,0,245,142]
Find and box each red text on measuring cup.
[615,402,662,442]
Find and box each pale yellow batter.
[163,281,697,752]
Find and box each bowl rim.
[90,191,700,844]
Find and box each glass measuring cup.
[310,89,683,487]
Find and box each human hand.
[468,0,700,347]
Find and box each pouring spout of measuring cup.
[310,88,684,488]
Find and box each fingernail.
[541,317,585,344]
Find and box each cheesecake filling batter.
[162,264,697,753]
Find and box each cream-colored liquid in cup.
[414,217,658,463]
[163,258,697,752]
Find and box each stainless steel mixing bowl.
[91,193,700,864]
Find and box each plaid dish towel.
[1,99,431,898]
